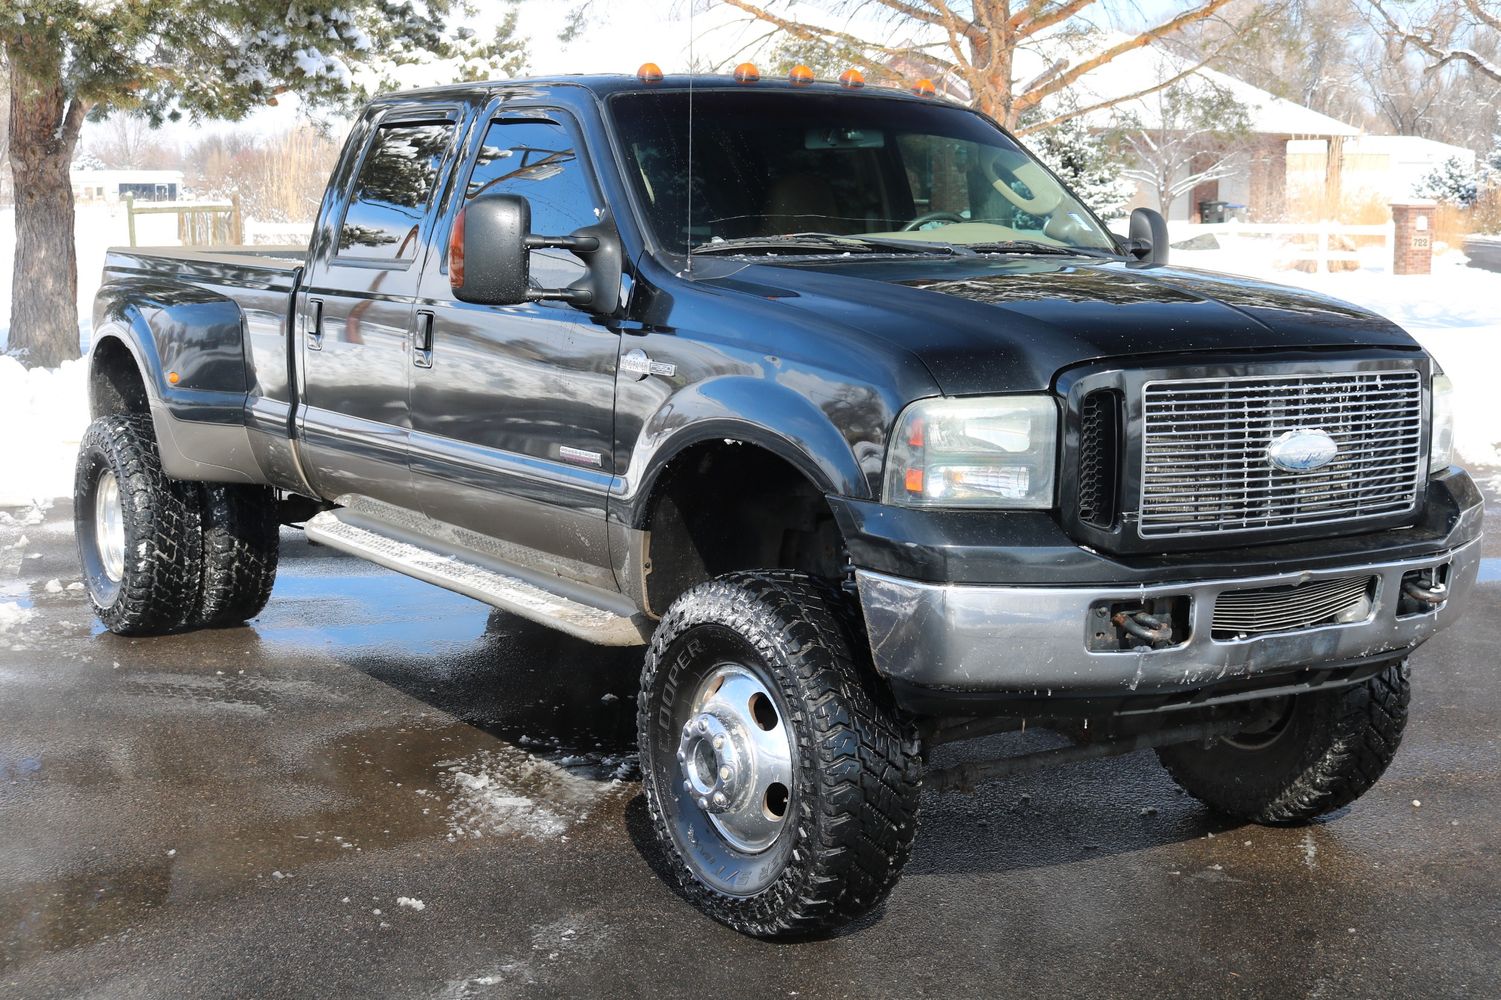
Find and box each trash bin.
[1198,200,1229,224]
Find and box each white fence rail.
[1189,220,1396,272]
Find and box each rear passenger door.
[408,110,620,592]
[298,109,460,510]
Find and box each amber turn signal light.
[788,65,814,86]
[637,62,664,83]
[734,62,760,83]
[449,207,466,290]
[839,68,865,89]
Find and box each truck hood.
[702,255,1420,394]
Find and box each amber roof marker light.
[911,78,936,97]
[637,62,664,83]
[838,68,865,89]
[733,62,760,83]
[788,65,814,86]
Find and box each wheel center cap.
[677,712,742,814]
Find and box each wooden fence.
[1193,219,1396,272]
[125,194,243,247]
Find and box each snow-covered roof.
[1025,34,1361,138]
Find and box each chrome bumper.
[856,539,1480,698]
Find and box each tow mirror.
[450,193,623,316]
[1125,207,1170,265]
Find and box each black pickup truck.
[75,72,1481,938]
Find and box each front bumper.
[858,471,1476,711]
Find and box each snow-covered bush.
[1413,156,1479,207]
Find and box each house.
[1287,134,1478,206]
[1048,38,1361,223]
[70,168,184,204]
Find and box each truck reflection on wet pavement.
[2,491,1498,999]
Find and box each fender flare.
[620,374,872,530]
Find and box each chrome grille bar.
[1139,370,1424,537]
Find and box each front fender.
[617,374,873,529]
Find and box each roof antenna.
[685,0,695,274]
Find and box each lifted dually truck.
[76,72,1481,938]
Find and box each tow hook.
[1401,577,1447,605]
[1112,610,1173,645]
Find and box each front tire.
[75,415,203,635]
[638,571,920,939]
[1157,662,1410,825]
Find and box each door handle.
[413,309,434,369]
[306,298,323,351]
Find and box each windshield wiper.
[964,239,1119,259]
[690,233,961,257]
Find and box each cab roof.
[382,73,951,106]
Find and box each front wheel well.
[641,441,847,615]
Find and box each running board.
[304,508,651,646]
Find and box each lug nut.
[698,796,709,809]
[676,749,686,763]
[719,766,731,781]
[712,792,727,808]
[697,719,708,733]
[713,735,724,750]
[682,780,691,792]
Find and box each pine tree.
[1413,156,1479,207]
[1023,112,1135,221]
[2,1,527,368]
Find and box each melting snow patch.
[397,896,425,911]
[0,601,34,634]
[437,746,629,841]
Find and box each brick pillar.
[1391,200,1436,275]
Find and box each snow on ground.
[434,746,629,842]
[0,356,90,507]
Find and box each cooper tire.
[74,414,203,636]
[638,570,920,939]
[1156,662,1410,825]
[194,483,279,627]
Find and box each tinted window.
[339,121,454,261]
[609,91,1115,254]
[463,118,602,284]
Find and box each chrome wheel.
[677,663,794,854]
[94,471,126,583]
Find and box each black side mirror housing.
[451,194,531,306]
[1126,207,1170,265]
[450,193,624,316]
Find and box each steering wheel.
[902,211,966,232]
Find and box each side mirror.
[450,194,531,306]
[450,193,624,316]
[1126,207,1170,265]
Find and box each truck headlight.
[883,395,1058,509]
[1430,372,1455,474]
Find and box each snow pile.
[0,356,90,507]
[437,746,628,842]
[396,896,426,912]
[0,601,35,634]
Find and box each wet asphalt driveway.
[2,484,1499,1000]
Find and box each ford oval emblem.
[1267,429,1339,473]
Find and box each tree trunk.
[7,59,83,369]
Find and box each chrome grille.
[1139,370,1424,537]
[1213,575,1375,640]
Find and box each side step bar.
[304,508,651,646]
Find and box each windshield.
[608,89,1118,256]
